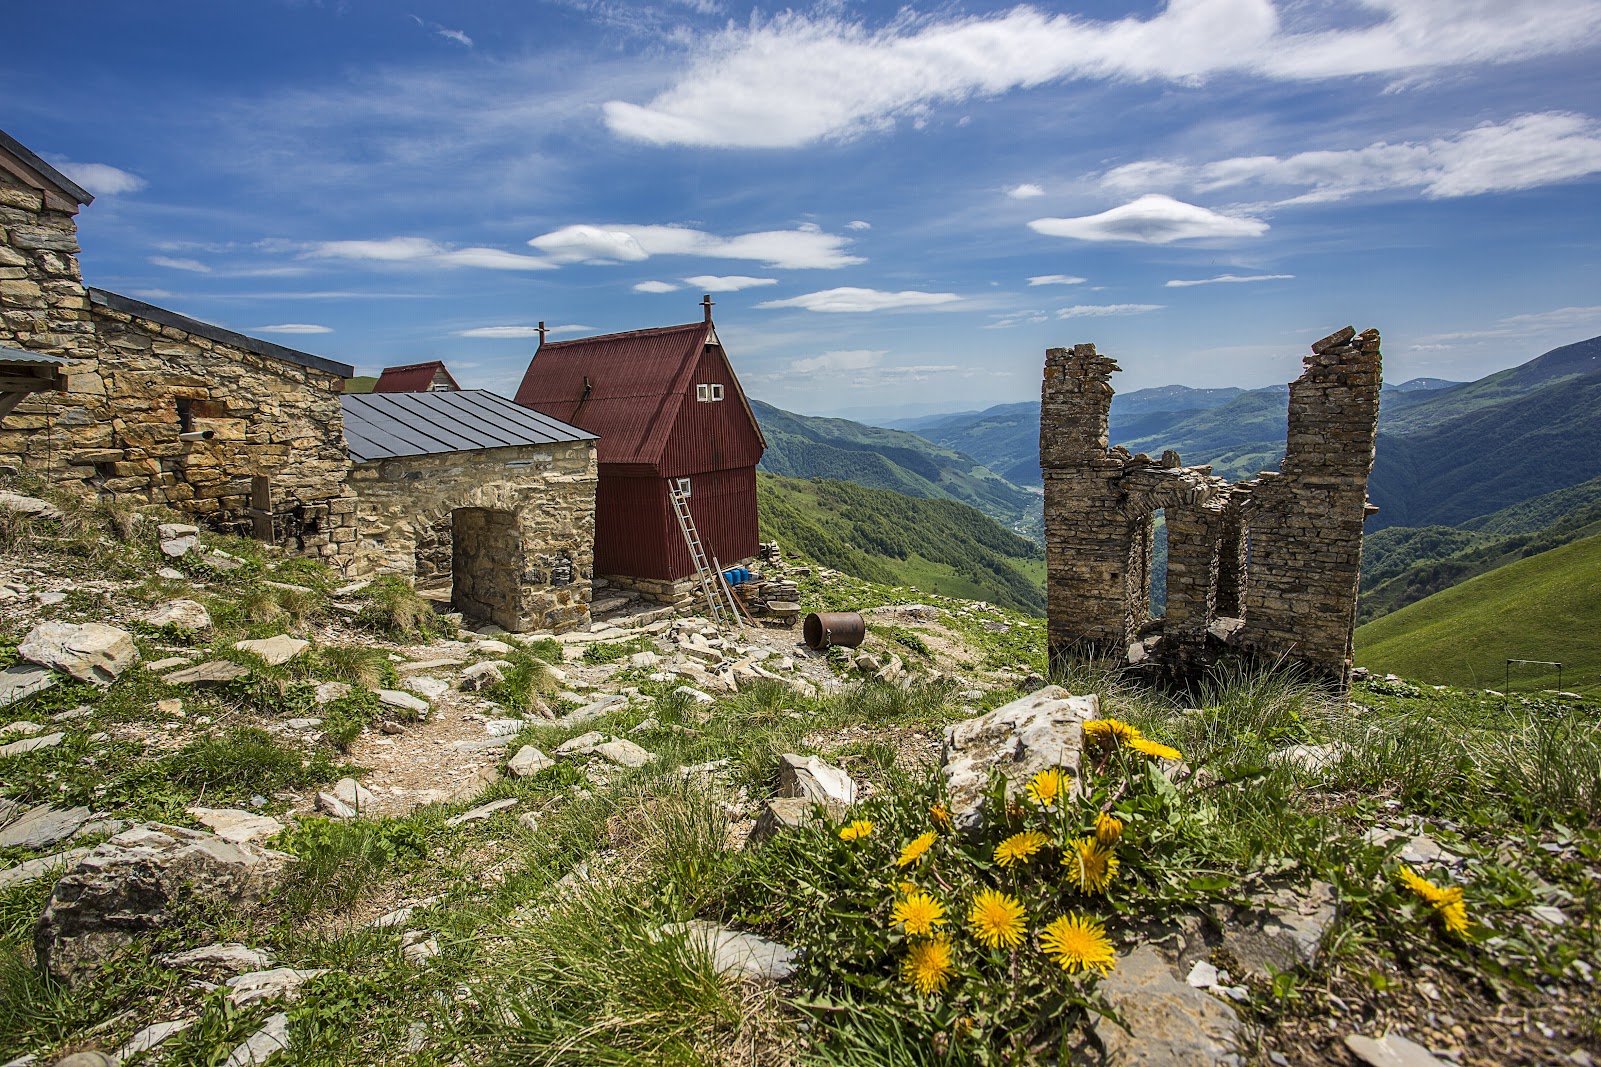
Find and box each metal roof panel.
[341,389,596,462]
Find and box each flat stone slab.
[555,730,609,756]
[405,676,452,701]
[0,847,92,890]
[661,920,796,980]
[144,599,213,634]
[445,798,518,826]
[226,966,329,1006]
[115,1017,197,1062]
[507,745,554,778]
[593,738,657,768]
[0,490,63,520]
[377,689,430,714]
[223,1012,289,1067]
[0,804,91,849]
[164,660,251,685]
[234,636,309,666]
[188,808,285,844]
[1093,945,1245,1067]
[0,664,56,708]
[563,694,625,725]
[161,943,274,973]
[1344,1033,1450,1066]
[0,731,63,756]
[19,622,138,686]
[778,753,857,808]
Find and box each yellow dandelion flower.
[1039,913,1116,976]
[1094,812,1123,846]
[1062,836,1120,894]
[1438,897,1470,936]
[839,819,874,842]
[929,803,952,830]
[891,890,948,936]
[1399,865,1471,935]
[1026,767,1071,807]
[1082,718,1142,749]
[967,889,1028,950]
[900,935,955,995]
[1398,864,1450,905]
[897,831,938,868]
[994,830,1049,868]
[1129,737,1183,761]
[896,879,919,895]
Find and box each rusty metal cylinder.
[803,611,865,650]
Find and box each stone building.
[0,128,358,561]
[1040,327,1382,690]
[340,390,598,633]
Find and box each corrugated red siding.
[662,346,765,475]
[373,361,458,392]
[595,467,758,580]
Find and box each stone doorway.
[450,507,523,631]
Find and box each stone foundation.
[347,440,598,634]
[1040,328,1381,691]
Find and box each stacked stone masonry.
[347,442,597,634]
[0,167,356,562]
[1040,327,1381,691]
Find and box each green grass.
[1356,533,1601,695]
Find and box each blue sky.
[5,0,1600,420]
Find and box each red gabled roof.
[514,320,764,467]
[373,360,460,393]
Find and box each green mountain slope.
[751,399,1041,537]
[1355,533,1601,696]
[757,473,1046,615]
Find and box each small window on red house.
[676,477,692,498]
[709,384,725,401]
[696,384,710,402]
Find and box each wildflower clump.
[839,819,874,842]
[1399,864,1471,936]
[891,889,948,936]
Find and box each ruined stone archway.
[450,506,523,631]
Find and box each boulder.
[507,745,554,778]
[18,622,138,686]
[35,824,289,984]
[459,661,505,691]
[940,686,1097,833]
[777,754,857,811]
[0,490,63,521]
[332,777,377,813]
[234,636,309,667]
[405,676,451,701]
[1091,945,1245,1066]
[592,739,657,768]
[144,599,213,635]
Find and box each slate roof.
[373,360,460,393]
[0,128,94,206]
[88,289,355,378]
[513,320,764,466]
[341,389,596,462]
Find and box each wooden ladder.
[667,480,736,627]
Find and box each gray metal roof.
[341,389,597,462]
[0,342,72,366]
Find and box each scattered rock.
[222,1012,289,1067]
[234,635,309,666]
[661,920,797,980]
[445,798,518,826]
[1344,1033,1449,1066]
[593,738,657,768]
[377,689,429,715]
[187,808,285,844]
[555,731,608,756]
[331,777,377,813]
[227,967,329,1006]
[673,685,715,704]
[1209,881,1337,977]
[474,639,514,654]
[1270,743,1347,774]
[0,490,63,521]
[0,847,92,890]
[313,681,350,704]
[156,567,187,581]
[564,694,625,725]
[459,662,505,691]
[405,675,451,702]
[164,660,251,686]
[142,656,190,673]
[507,745,554,778]
[403,1022,429,1054]
[1,720,44,736]
[143,599,213,635]
[160,943,274,974]
[115,1017,197,1062]
[35,824,289,983]
[777,754,857,811]
[1092,945,1245,1067]
[0,664,57,708]
[19,622,138,686]
[402,931,440,964]
[0,805,91,850]
[941,685,1097,833]
[53,1054,113,1067]
[747,798,817,846]
[0,731,63,756]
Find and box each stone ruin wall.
[1040,327,1382,690]
[0,167,356,563]
[346,441,598,634]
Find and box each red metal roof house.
[513,300,765,595]
[373,360,460,393]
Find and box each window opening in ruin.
[176,398,194,434]
[1149,509,1168,618]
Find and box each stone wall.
[347,440,598,634]
[1040,328,1382,690]
[0,168,356,563]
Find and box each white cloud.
[251,323,333,334]
[50,160,147,196]
[756,287,960,313]
[985,310,1051,329]
[529,223,861,269]
[789,349,885,374]
[437,27,473,47]
[846,220,872,230]
[683,275,778,292]
[150,256,211,273]
[601,3,1601,147]
[306,237,552,270]
[1165,273,1294,287]
[1007,183,1046,199]
[1106,113,1601,203]
[457,323,597,338]
[1056,304,1163,319]
[634,280,681,293]
[1027,274,1086,286]
[1029,195,1268,244]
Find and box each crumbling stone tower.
[1040,327,1381,691]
